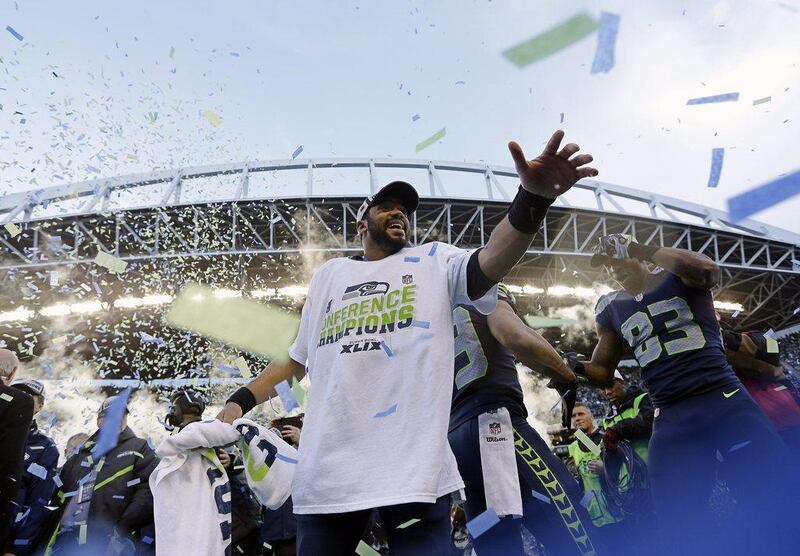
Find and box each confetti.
[291,145,303,159]
[686,92,739,105]
[774,384,788,392]
[235,356,252,378]
[502,13,599,68]
[560,112,564,123]
[126,478,141,487]
[169,46,175,58]
[275,379,300,411]
[355,540,381,556]
[92,388,132,460]
[1,392,14,402]
[427,243,438,256]
[94,251,128,274]
[166,284,299,360]
[574,428,601,456]
[766,336,779,354]
[139,332,165,346]
[580,491,595,507]
[5,25,23,41]
[396,518,420,529]
[752,96,771,105]
[412,114,420,122]
[203,110,222,127]
[379,340,394,357]
[590,12,621,74]
[291,376,306,406]
[416,127,446,152]
[707,148,724,188]
[410,320,430,329]
[549,388,572,412]
[27,462,47,479]
[727,440,751,453]
[404,256,420,263]
[727,169,800,222]
[531,490,551,504]
[4,222,22,238]
[466,507,500,539]
[373,403,398,418]
[275,453,298,464]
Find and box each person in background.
[63,434,90,463]
[0,349,34,550]
[3,380,59,556]
[601,370,653,463]
[260,415,303,556]
[722,329,800,454]
[568,405,618,532]
[43,395,158,555]
[165,388,262,555]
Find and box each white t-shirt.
[288,242,497,514]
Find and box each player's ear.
[356,219,367,235]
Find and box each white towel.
[233,418,298,510]
[478,408,522,517]
[149,420,239,556]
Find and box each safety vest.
[568,436,619,527]
[602,392,650,463]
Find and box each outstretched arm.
[487,300,577,384]
[575,324,622,387]
[477,130,597,282]
[217,357,306,423]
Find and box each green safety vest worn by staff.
[568,436,619,527]
[602,392,650,463]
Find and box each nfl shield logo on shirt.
[489,422,501,435]
[402,274,413,285]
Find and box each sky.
[1,0,798,233]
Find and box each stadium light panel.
[0,307,34,323]
[278,285,308,298]
[250,289,278,299]
[39,303,72,317]
[212,289,243,299]
[713,301,744,312]
[547,285,598,298]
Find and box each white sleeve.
[288,274,318,365]
[445,245,498,315]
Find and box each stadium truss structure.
[1,159,799,331]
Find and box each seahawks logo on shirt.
[342,281,390,300]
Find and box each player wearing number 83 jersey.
[580,234,794,556]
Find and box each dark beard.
[367,216,407,254]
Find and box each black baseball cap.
[356,181,419,223]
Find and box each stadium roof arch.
[1,158,798,331]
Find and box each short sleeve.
[288,272,320,366]
[594,293,616,331]
[445,245,497,315]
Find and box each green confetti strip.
[416,127,446,152]
[502,13,600,68]
[396,518,421,529]
[4,222,21,238]
[752,96,771,105]
[355,540,382,556]
[291,376,306,406]
[574,428,601,456]
[235,356,252,378]
[166,283,299,361]
[94,251,128,274]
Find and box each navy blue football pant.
[647,382,797,556]
[448,412,601,556]
[295,495,452,556]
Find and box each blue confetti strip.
[590,12,620,74]
[410,320,430,329]
[6,25,23,41]
[404,256,420,263]
[531,490,551,504]
[127,478,141,487]
[142,536,154,545]
[707,148,724,188]
[374,403,398,418]
[412,114,420,121]
[27,463,47,480]
[216,364,240,375]
[466,508,500,539]
[275,380,300,411]
[549,389,572,411]
[275,453,299,464]
[727,169,800,222]
[427,243,438,256]
[728,440,751,453]
[291,145,303,159]
[92,388,132,460]
[686,92,739,105]
[580,491,595,508]
[560,112,564,123]
[380,340,394,357]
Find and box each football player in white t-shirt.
[218,130,597,555]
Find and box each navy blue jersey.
[449,300,527,431]
[595,269,737,406]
